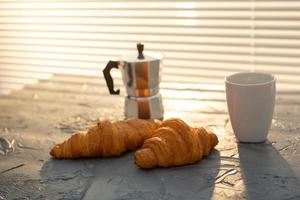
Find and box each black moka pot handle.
[103,60,120,95]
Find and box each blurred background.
[0,0,299,96]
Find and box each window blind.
[0,0,299,95]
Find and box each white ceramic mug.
[225,72,276,143]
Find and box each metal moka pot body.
[125,93,164,120]
[103,43,164,120]
[120,56,161,97]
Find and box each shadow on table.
[83,150,220,200]
[238,142,300,200]
[40,158,94,200]
[39,150,220,200]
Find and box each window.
[0,0,299,95]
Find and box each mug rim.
[225,72,276,87]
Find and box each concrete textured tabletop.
[0,75,299,200]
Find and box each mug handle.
[103,61,120,95]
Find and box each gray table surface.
[0,75,299,200]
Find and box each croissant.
[134,118,218,168]
[50,118,160,159]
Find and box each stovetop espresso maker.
[103,43,164,120]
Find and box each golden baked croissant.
[134,118,218,168]
[50,118,160,159]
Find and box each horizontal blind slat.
[0,24,252,36]
[0,2,253,9]
[3,49,300,66]
[0,37,252,46]
[0,17,253,28]
[0,31,252,41]
[0,10,252,18]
